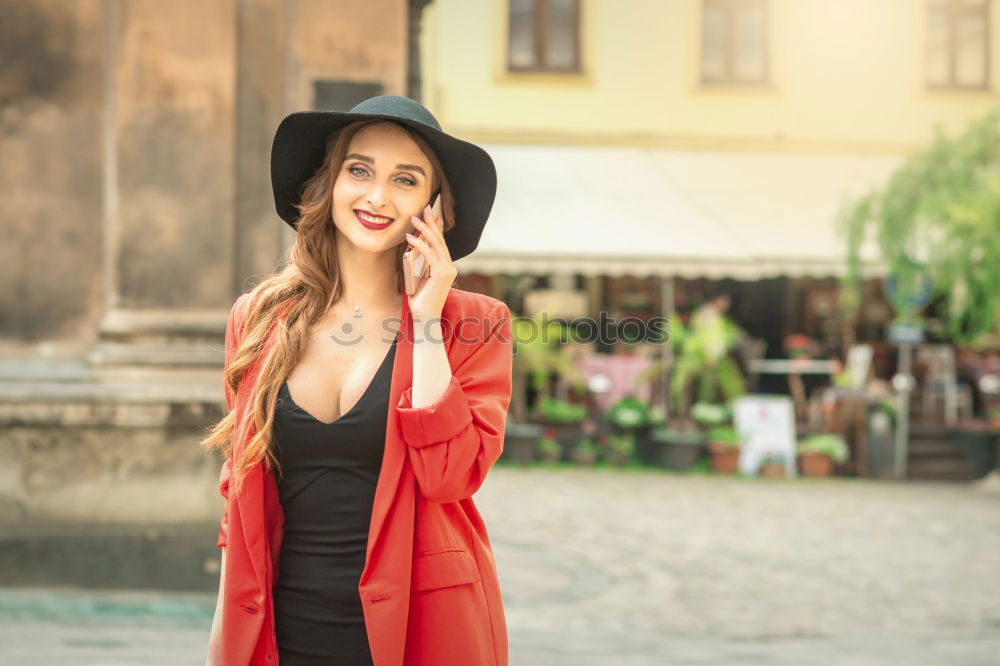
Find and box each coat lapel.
[365,289,413,562]
[233,312,284,597]
[236,291,416,569]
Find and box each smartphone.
[403,193,443,296]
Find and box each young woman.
[201,95,513,666]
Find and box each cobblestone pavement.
[480,466,1000,665]
[2,466,999,665]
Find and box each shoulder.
[441,288,512,348]
[445,287,508,315]
[228,292,253,327]
[442,287,510,320]
[226,290,259,342]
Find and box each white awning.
[455,143,900,280]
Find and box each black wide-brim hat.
[270,95,497,262]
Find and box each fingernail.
[411,215,422,223]
[405,232,415,240]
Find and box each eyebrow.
[345,153,426,177]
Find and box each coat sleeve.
[395,301,513,503]
[217,294,248,548]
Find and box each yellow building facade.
[422,0,999,153]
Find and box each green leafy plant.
[535,395,588,424]
[706,426,740,448]
[608,396,651,430]
[669,312,747,416]
[511,311,588,423]
[650,426,706,445]
[797,434,849,464]
[575,437,598,453]
[842,107,1000,346]
[608,432,636,456]
[536,436,560,457]
[691,402,730,427]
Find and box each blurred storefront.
[454,141,902,362]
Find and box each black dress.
[272,332,398,666]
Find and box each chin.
[343,230,400,254]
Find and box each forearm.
[410,317,451,408]
[397,303,513,502]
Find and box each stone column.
[92,0,239,370]
[235,0,290,287]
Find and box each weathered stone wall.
[1,0,409,343]
[114,0,238,310]
[0,400,225,523]
[0,0,411,530]
[0,0,105,345]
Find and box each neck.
[333,231,402,311]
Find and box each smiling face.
[330,121,436,254]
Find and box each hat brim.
[270,111,497,262]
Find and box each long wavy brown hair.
[200,118,457,496]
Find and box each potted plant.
[511,312,587,424]
[650,424,705,471]
[796,433,849,477]
[536,433,561,463]
[606,432,635,467]
[532,395,589,462]
[641,402,717,472]
[758,452,788,478]
[668,304,747,420]
[501,419,543,465]
[607,396,652,462]
[706,425,741,473]
[572,437,599,466]
[504,311,586,465]
[691,402,729,428]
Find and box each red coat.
[214,287,513,665]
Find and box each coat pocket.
[412,547,481,592]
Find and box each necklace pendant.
[353,305,360,312]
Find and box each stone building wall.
[0,0,414,528]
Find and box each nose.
[366,188,388,211]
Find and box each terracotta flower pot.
[798,451,834,477]
[707,442,740,474]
